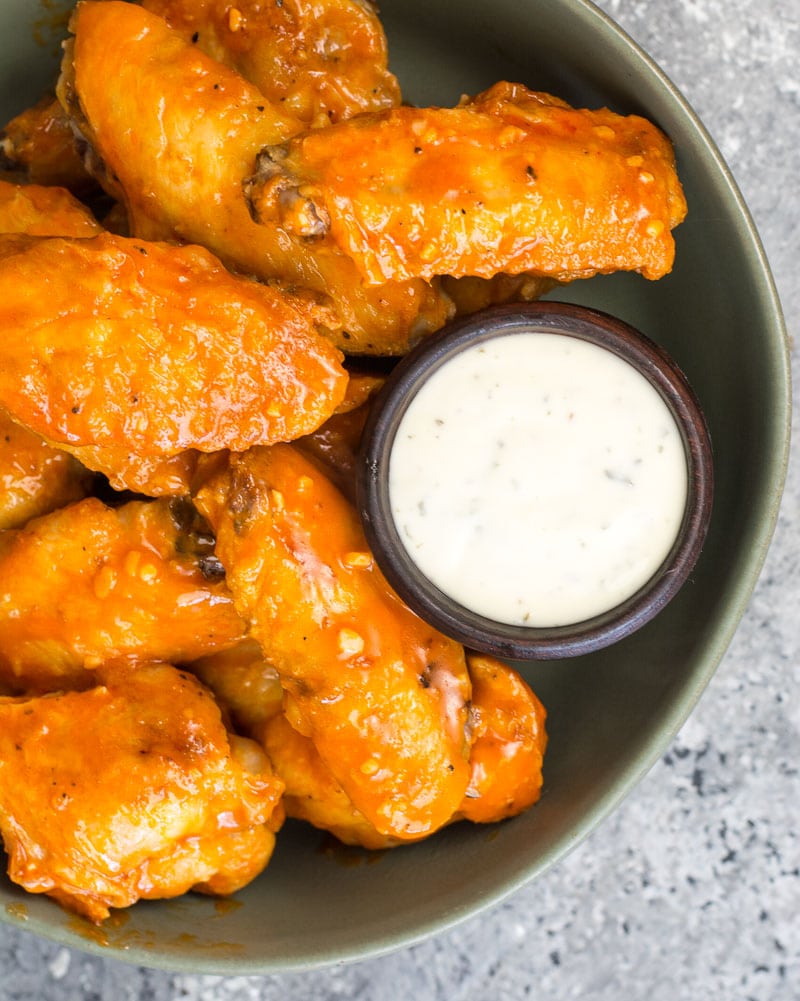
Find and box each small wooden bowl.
[356,302,714,660]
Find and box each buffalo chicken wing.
[60,1,451,354]
[0,663,283,923]
[246,81,687,284]
[0,233,346,458]
[195,444,473,840]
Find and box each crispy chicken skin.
[187,642,397,848]
[142,0,400,126]
[259,657,547,846]
[0,497,246,693]
[246,81,687,284]
[259,712,398,850]
[458,655,547,824]
[60,1,451,354]
[194,444,473,840]
[196,645,546,847]
[0,95,95,195]
[0,179,101,237]
[0,232,347,457]
[0,663,283,923]
[0,410,94,531]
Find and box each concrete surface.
[0,0,798,998]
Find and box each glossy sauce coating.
[0,663,283,923]
[62,1,451,354]
[0,410,93,531]
[195,444,473,839]
[0,497,246,692]
[0,233,347,455]
[142,0,400,126]
[0,95,96,195]
[0,178,101,237]
[458,655,547,823]
[259,712,399,850]
[247,81,686,284]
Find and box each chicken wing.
[246,81,687,284]
[0,496,246,692]
[0,662,283,923]
[457,655,547,824]
[142,0,400,126]
[258,653,546,843]
[0,95,96,196]
[0,410,94,531]
[194,444,473,840]
[60,1,451,355]
[56,444,202,498]
[0,232,346,458]
[0,178,101,237]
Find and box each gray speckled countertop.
[1,0,798,998]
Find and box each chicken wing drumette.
[0,663,284,923]
[0,496,246,692]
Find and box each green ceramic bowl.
[0,0,789,973]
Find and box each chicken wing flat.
[457,655,547,824]
[246,81,687,284]
[0,663,283,923]
[0,95,96,196]
[0,497,246,692]
[0,233,346,457]
[0,410,94,531]
[60,1,451,354]
[195,444,473,840]
[142,0,400,126]
[0,178,101,237]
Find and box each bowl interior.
[0,0,789,973]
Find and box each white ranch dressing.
[388,332,688,627]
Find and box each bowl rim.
[356,301,715,659]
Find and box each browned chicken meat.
[0,496,246,693]
[59,1,452,355]
[246,81,687,284]
[0,663,284,923]
[142,0,401,126]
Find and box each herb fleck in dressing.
[388,332,688,627]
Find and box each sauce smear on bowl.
[388,331,688,627]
